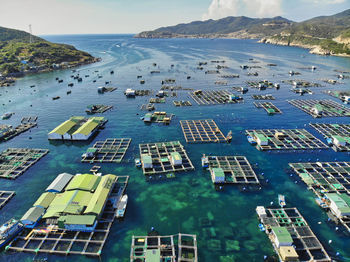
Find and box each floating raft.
[256,206,331,262]
[0,148,49,179]
[139,141,194,175]
[180,119,227,144]
[149,98,165,103]
[310,123,350,152]
[206,156,259,185]
[81,138,131,163]
[289,161,350,232]
[254,102,282,115]
[189,90,241,105]
[130,233,198,262]
[173,101,192,107]
[288,99,350,118]
[0,122,37,143]
[8,176,129,257]
[246,129,328,151]
[323,90,350,103]
[0,190,15,209]
[85,104,113,114]
[251,94,275,100]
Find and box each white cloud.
[202,0,283,20]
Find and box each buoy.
[318,221,321,224]
[328,240,332,244]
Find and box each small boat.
[258,223,265,232]
[315,198,328,209]
[326,137,333,146]
[116,195,128,218]
[226,131,232,143]
[201,154,209,168]
[278,194,286,207]
[110,71,114,74]
[68,83,74,87]
[1,112,13,120]
[0,219,23,249]
[247,136,256,145]
[66,90,71,95]
[135,158,141,167]
[52,96,60,100]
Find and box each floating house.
[125,88,136,97]
[271,226,293,248]
[46,173,73,193]
[210,168,225,183]
[170,152,182,166]
[48,117,106,141]
[141,154,153,169]
[326,193,350,218]
[255,133,269,146]
[21,206,45,228]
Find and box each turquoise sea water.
[0,34,350,262]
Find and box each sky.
[0,0,349,35]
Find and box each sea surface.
[0,34,350,262]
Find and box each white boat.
[116,195,128,218]
[278,194,286,207]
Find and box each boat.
[278,194,286,207]
[258,223,265,232]
[226,131,232,143]
[315,197,328,209]
[52,96,60,100]
[326,137,333,146]
[247,136,256,145]
[201,154,209,168]
[1,112,13,120]
[116,195,128,218]
[135,158,141,167]
[0,219,23,248]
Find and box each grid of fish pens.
[288,99,350,117]
[254,102,282,115]
[261,207,331,262]
[207,156,259,184]
[0,148,49,179]
[251,94,275,100]
[189,90,238,105]
[246,129,328,151]
[310,123,350,151]
[0,190,15,209]
[8,176,129,257]
[81,138,131,163]
[139,141,194,175]
[180,119,227,143]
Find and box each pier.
[254,102,282,115]
[130,233,198,262]
[81,138,131,163]
[180,119,227,143]
[246,129,328,151]
[256,206,331,262]
[0,190,15,209]
[0,148,49,179]
[139,141,194,175]
[310,123,350,151]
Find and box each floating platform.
[8,176,129,257]
[205,156,260,185]
[0,122,37,143]
[288,99,350,118]
[245,129,328,151]
[85,104,113,114]
[323,90,350,103]
[256,206,331,262]
[130,233,198,262]
[139,141,194,175]
[254,102,282,115]
[143,112,173,124]
[0,148,48,179]
[180,119,227,144]
[173,101,192,107]
[0,190,15,209]
[149,98,165,103]
[81,138,131,163]
[189,90,242,105]
[251,94,275,100]
[310,123,350,151]
[289,161,350,232]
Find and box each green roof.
[212,168,225,178]
[141,154,152,164]
[171,152,182,161]
[84,174,116,216]
[72,118,103,136]
[255,133,268,142]
[313,104,324,111]
[49,120,76,135]
[271,226,293,243]
[326,193,350,213]
[145,249,161,262]
[34,192,56,208]
[65,174,101,191]
[332,135,347,142]
[21,206,44,223]
[60,215,96,225]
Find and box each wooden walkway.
[310,123,350,151]
[139,141,194,175]
[81,138,131,163]
[246,129,328,151]
[257,206,331,262]
[8,176,129,257]
[288,99,350,117]
[254,102,282,115]
[0,190,15,209]
[180,119,227,143]
[206,156,259,184]
[0,148,49,179]
[130,233,197,262]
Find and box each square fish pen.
[81,138,131,163]
[139,141,194,175]
[310,123,350,151]
[289,161,350,232]
[254,102,282,115]
[251,94,275,100]
[246,129,328,151]
[0,190,15,209]
[8,176,129,257]
[180,119,227,143]
[257,207,331,262]
[206,156,259,185]
[288,99,350,118]
[130,233,198,262]
[189,90,240,105]
[0,148,49,179]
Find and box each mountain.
[0,26,98,82]
[135,9,350,56]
